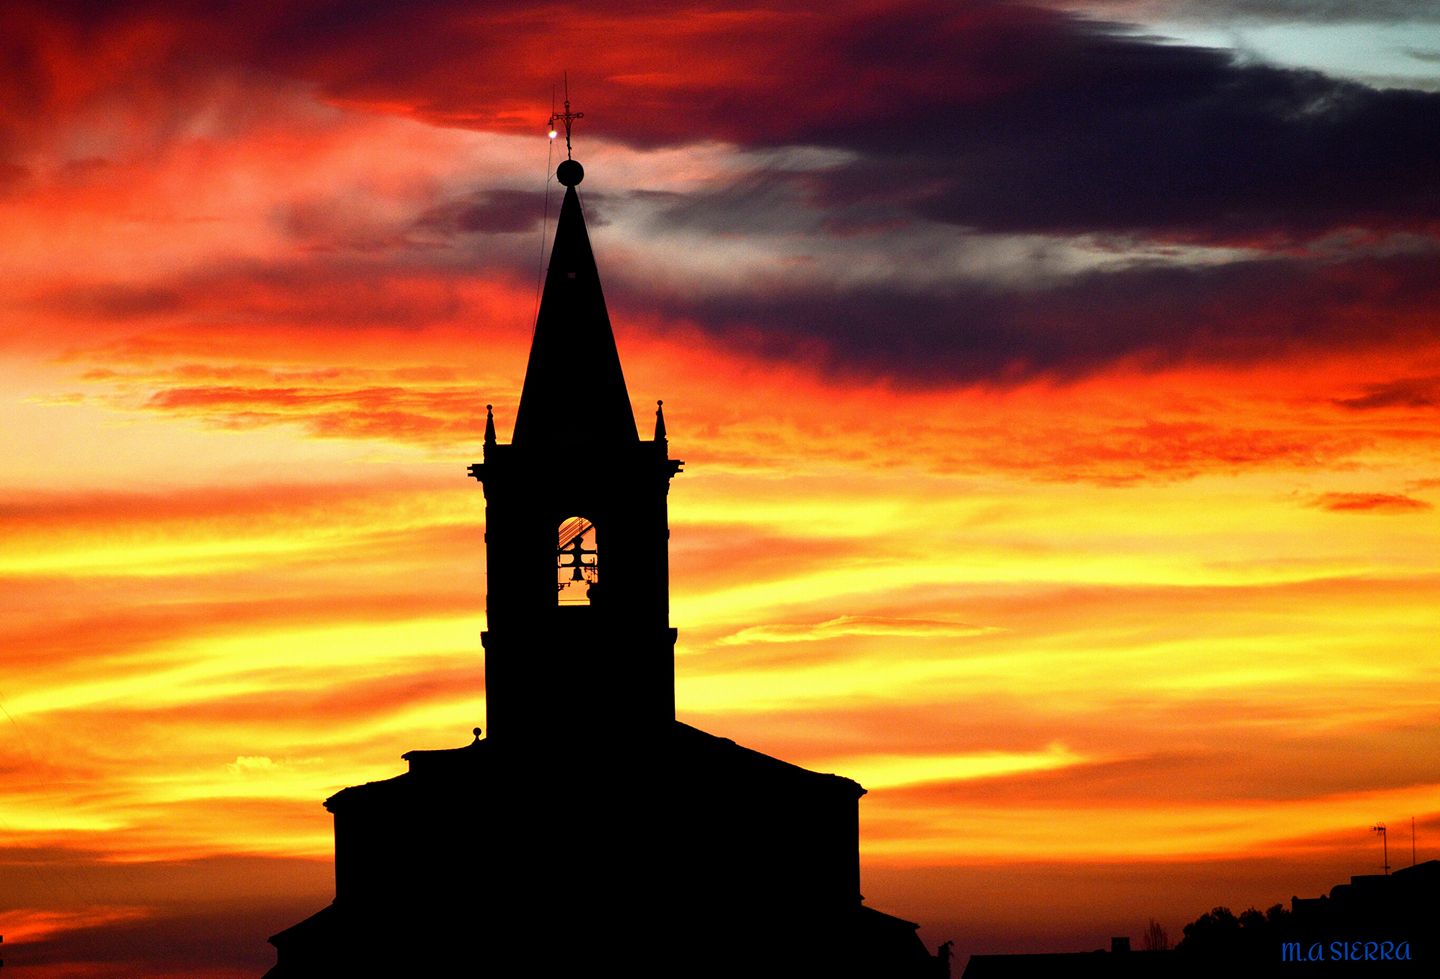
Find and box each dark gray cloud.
[668,12,1440,243]
[820,72,1440,241]
[1334,375,1440,410]
[416,188,549,235]
[611,248,1440,384]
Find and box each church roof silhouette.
[265,153,945,979]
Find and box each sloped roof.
[325,720,862,812]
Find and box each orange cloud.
[1309,492,1433,513]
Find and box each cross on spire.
[548,74,584,160]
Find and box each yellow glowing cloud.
[718,615,1003,645]
[4,615,483,718]
[861,782,1440,863]
[824,744,1088,789]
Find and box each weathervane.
[547,73,583,160]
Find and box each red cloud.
[1334,375,1440,410]
[142,383,489,443]
[1309,492,1433,513]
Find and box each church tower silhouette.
[265,155,943,978]
[480,156,679,747]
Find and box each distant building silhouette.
[265,156,945,977]
[963,860,1438,977]
[964,936,1175,979]
[1278,859,1435,974]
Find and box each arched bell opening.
[556,515,598,605]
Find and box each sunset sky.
[4,1,1440,974]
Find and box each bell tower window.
[557,516,598,605]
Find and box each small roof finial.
[472,726,482,743]
[654,399,667,441]
[547,71,584,161]
[484,403,496,445]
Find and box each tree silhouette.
[1176,903,1290,960]
[1142,917,1170,951]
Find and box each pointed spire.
[654,400,667,441]
[484,404,496,445]
[511,161,638,447]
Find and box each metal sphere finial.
[557,159,584,186]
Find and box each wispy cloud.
[1309,491,1433,513]
[720,615,1002,645]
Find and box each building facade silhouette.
[265,156,943,978]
